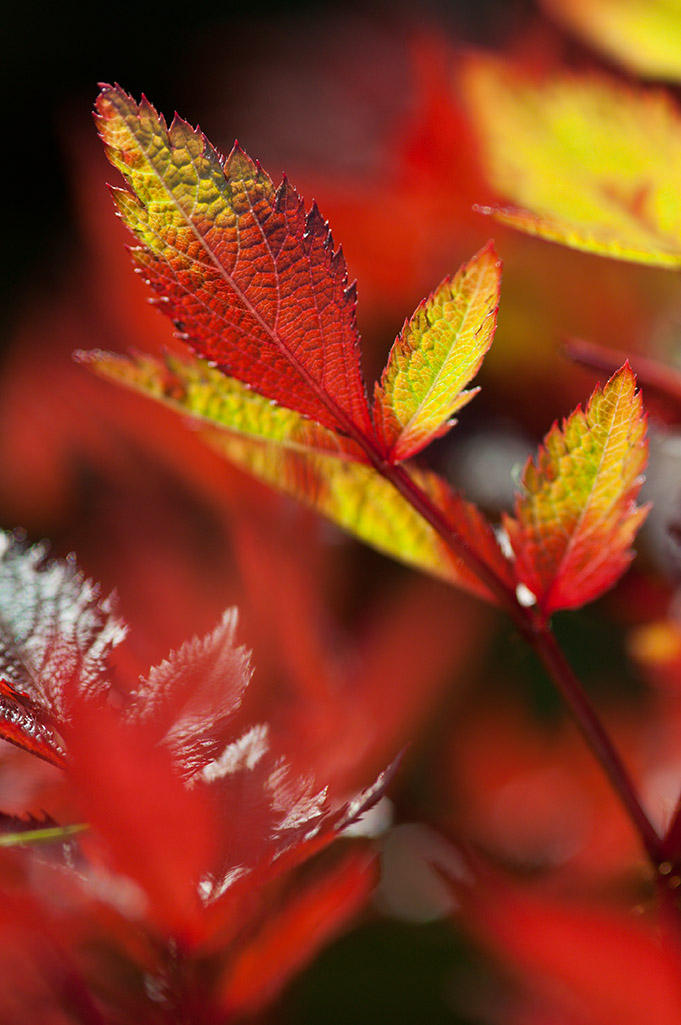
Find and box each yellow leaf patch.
[464,58,681,267]
[543,0,681,83]
[374,243,501,461]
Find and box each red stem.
[366,450,665,872]
[258,358,664,875]
[529,624,662,865]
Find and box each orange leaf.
[504,364,648,615]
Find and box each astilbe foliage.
[87,84,648,619]
[78,83,664,1025]
[0,531,386,1021]
[0,63,664,1025]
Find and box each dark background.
[2,0,530,330]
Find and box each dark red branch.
[566,337,681,412]
[345,425,665,875]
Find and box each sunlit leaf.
[465,57,681,266]
[79,349,367,462]
[204,430,513,603]
[504,364,648,615]
[543,0,681,83]
[374,242,500,461]
[89,86,519,607]
[0,532,126,766]
[95,85,375,439]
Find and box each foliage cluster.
[4,3,681,1022]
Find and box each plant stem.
[380,461,521,617]
[312,380,664,874]
[376,458,665,870]
[529,624,662,865]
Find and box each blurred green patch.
[281,917,493,1025]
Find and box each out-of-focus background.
[5,1,681,1022]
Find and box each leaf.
[196,720,395,916]
[64,604,392,938]
[126,608,253,781]
[78,348,512,603]
[91,86,516,606]
[504,364,648,615]
[78,349,367,463]
[464,57,681,267]
[65,696,218,937]
[95,85,375,440]
[220,852,376,1016]
[0,532,126,766]
[373,242,501,461]
[472,886,681,1025]
[204,429,513,603]
[543,0,681,83]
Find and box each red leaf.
[221,852,376,1015]
[58,602,391,942]
[473,886,681,1025]
[95,85,375,441]
[124,607,252,781]
[64,698,217,940]
[0,532,126,766]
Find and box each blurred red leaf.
[472,885,681,1025]
[220,851,376,1015]
[64,698,217,941]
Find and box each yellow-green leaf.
[81,350,512,603]
[464,57,681,267]
[204,430,513,604]
[374,243,501,461]
[78,350,367,462]
[504,364,648,615]
[543,0,681,83]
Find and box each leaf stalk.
[373,453,666,877]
